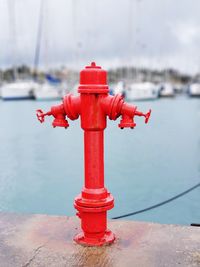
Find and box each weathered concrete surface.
[0,213,199,267]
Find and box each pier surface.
[0,213,199,267]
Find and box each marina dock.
[0,212,199,267]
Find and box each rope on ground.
[112,182,200,219]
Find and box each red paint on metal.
[36,62,151,246]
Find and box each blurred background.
[0,0,199,225]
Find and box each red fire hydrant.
[36,62,151,246]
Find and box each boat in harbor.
[110,81,126,96]
[126,82,159,101]
[158,83,175,97]
[188,83,200,97]
[1,81,38,100]
[33,83,61,101]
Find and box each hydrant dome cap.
[79,62,107,88]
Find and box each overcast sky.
[0,0,200,74]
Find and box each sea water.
[0,96,199,225]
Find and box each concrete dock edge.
[0,212,199,267]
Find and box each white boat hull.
[112,81,125,95]
[189,83,200,96]
[159,83,175,97]
[1,81,36,100]
[33,84,61,100]
[160,91,174,97]
[126,82,158,101]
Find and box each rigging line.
[112,182,200,219]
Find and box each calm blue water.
[0,96,199,225]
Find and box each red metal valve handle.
[145,109,151,124]
[36,109,49,123]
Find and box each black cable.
[191,223,200,227]
[112,182,200,219]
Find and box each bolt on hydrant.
[36,62,151,246]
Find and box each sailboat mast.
[127,0,133,82]
[72,0,79,69]
[7,0,17,80]
[34,0,45,78]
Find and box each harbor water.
[0,96,199,225]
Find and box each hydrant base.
[74,230,115,246]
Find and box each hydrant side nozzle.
[118,102,151,129]
[36,104,70,128]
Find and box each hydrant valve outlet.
[118,118,136,129]
[52,116,69,128]
[36,62,151,247]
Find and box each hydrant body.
[36,62,151,246]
